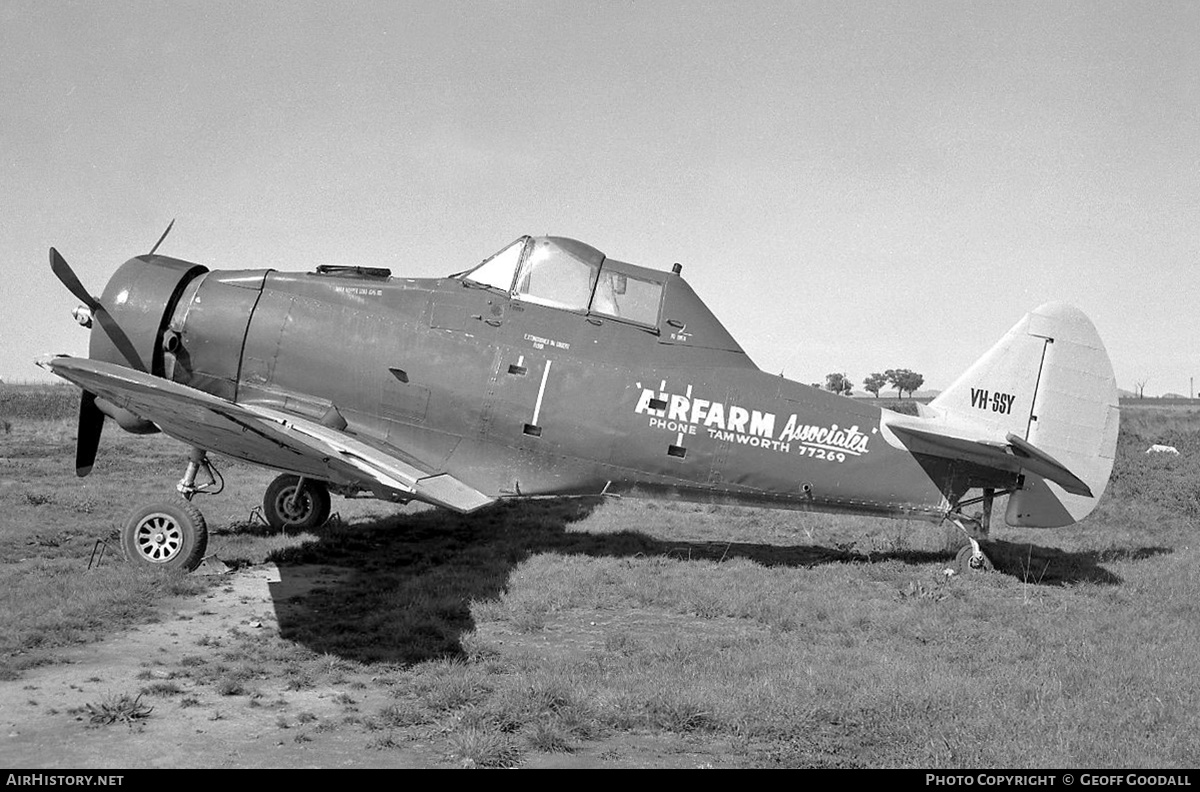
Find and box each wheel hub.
[135,514,182,562]
[276,488,312,522]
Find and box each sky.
[2,1,1197,395]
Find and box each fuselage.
[148,239,963,522]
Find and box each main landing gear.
[120,448,217,571]
[122,497,208,571]
[262,474,331,531]
[120,449,332,572]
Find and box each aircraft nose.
[88,255,207,374]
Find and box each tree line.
[816,369,925,399]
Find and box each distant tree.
[863,372,887,398]
[810,382,823,390]
[1134,378,1149,398]
[885,368,925,399]
[824,372,853,396]
[884,368,903,398]
[901,371,925,398]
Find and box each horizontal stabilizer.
[886,423,1092,497]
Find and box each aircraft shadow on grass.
[262,498,1167,665]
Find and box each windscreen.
[514,238,599,312]
[462,237,527,291]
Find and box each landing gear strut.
[263,474,331,530]
[947,487,998,573]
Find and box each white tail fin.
[929,302,1119,527]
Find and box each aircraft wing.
[38,356,494,513]
[884,421,1093,497]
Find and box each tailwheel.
[955,539,994,573]
[263,474,331,531]
[122,497,209,571]
[946,490,1001,574]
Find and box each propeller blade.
[148,218,175,256]
[76,391,105,477]
[50,248,99,310]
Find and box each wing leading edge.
[38,356,494,514]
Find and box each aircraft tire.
[122,497,208,572]
[263,475,331,531]
[955,544,994,573]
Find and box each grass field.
[1,383,1198,767]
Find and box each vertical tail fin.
[929,302,1119,527]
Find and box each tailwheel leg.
[980,488,993,538]
[947,514,994,573]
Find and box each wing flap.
[242,405,494,512]
[416,474,496,513]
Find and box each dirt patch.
[0,563,725,769]
[1,565,447,768]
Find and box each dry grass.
[0,382,77,423]
[81,692,153,727]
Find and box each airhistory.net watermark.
[6,776,124,787]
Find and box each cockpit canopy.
[459,236,665,328]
